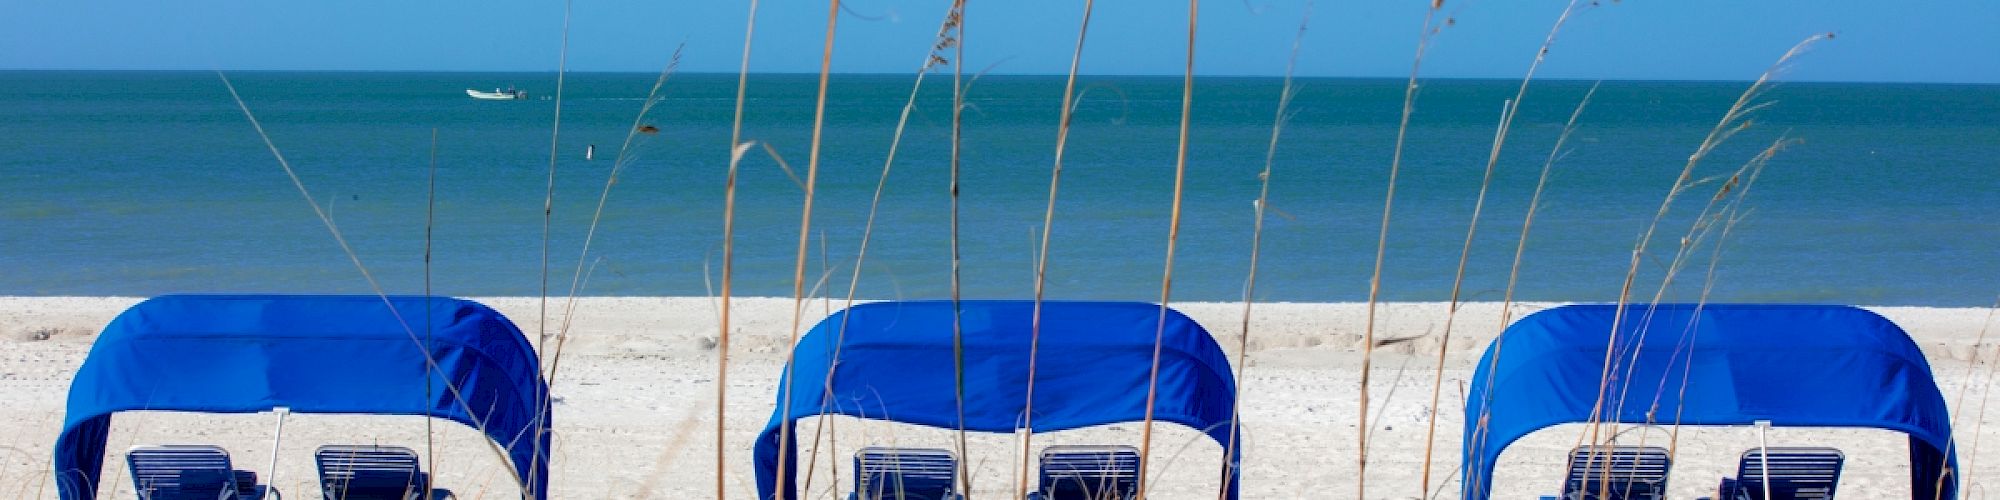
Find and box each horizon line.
[3,68,1997,86]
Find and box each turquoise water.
[1,71,1995,305]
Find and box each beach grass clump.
[1581,33,1835,448]
[155,0,1957,496]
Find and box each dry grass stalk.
[1018,0,1097,497]
[1586,137,1794,499]
[1594,127,1813,482]
[506,44,684,497]
[1608,143,1789,425]
[1135,1,1200,497]
[1567,133,1777,496]
[773,1,845,496]
[1661,138,1786,462]
[215,72,527,493]
[106,410,165,498]
[716,0,763,496]
[1416,1,1593,494]
[794,4,964,496]
[547,46,684,390]
[1217,5,1310,499]
[947,2,971,495]
[1416,97,1511,495]
[0,445,16,496]
[1463,82,1599,498]
[1575,34,1830,499]
[1961,300,2000,485]
[1933,298,2000,498]
[0,443,50,498]
[1359,2,1448,496]
[1584,32,1833,448]
[817,235,839,493]
[529,2,573,488]
[424,127,439,500]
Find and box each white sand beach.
[1,297,1994,499]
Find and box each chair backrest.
[1561,445,1670,500]
[1038,445,1141,500]
[853,447,958,500]
[1730,447,1845,500]
[316,445,427,500]
[126,445,240,500]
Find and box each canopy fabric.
[1461,304,1956,500]
[55,295,551,500]
[754,300,1242,500]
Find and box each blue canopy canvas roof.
[755,300,1242,500]
[54,295,551,500]
[1461,304,1957,500]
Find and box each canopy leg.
[267,407,291,490]
[1754,420,1771,500]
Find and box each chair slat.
[1037,445,1141,500]
[127,445,245,500]
[317,444,431,500]
[1560,445,1670,500]
[1723,447,1844,500]
[853,447,958,500]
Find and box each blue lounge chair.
[126,444,272,500]
[1028,445,1142,500]
[1716,447,1844,500]
[315,445,451,500]
[1546,445,1670,500]
[848,447,962,500]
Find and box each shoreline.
[6,296,1991,360]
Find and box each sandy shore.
[1,297,1994,499]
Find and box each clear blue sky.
[5,0,1993,83]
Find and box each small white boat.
[466,87,527,100]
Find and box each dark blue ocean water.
[1,71,1995,305]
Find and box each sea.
[1,71,1995,306]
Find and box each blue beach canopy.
[54,295,551,500]
[755,300,1242,500]
[1461,304,1957,500]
